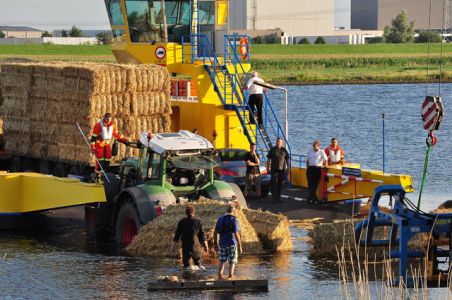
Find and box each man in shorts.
[214,204,242,279]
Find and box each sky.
[0,0,351,31]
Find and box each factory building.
[351,0,445,30]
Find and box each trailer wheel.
[116,202,141,247]
[229,183,248,209]
[10,157,22,172]
[54,163,67,177]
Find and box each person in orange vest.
[90,113,129,181]
[324,138,344,165]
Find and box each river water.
[1,83,452,299]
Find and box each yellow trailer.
[0,172,105,214]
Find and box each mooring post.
[382,112,385,174]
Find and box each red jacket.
[90,120,127,148]
[324,145,344,164]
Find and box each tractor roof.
[140,130,214,154]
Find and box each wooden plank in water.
[147,279,268,292]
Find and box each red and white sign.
[155,46,166,59]
[421,96,442,131]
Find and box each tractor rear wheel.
[115,202,141,247]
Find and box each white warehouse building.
[229,0,335,37]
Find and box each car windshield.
[168,155,218,170]
[218,150,247,162]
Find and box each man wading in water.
[214,205,242,279]
[171,205,209,269]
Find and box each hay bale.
[127,199,263,257]
[243,209,292,252]
[308,219,392,260]
[0,62,171,165]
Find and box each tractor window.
[148,153,162,179]
[139,148,150,180]
[105,0,125,26]
[125,0,190,43]
[168,155,218,170]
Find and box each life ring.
[239,37,249,59]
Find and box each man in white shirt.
[244,71,267,127]
[306,140,328,204]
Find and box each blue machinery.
[355,185,452,287]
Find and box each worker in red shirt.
[90,113,129,181]
[324,138,344,165]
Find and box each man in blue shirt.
[214,204,242,279]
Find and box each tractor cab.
[119,130,220,199]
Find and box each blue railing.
[182,33,298,183]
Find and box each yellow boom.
[0,172,106,213]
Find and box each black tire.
[10,156,22,172]
[39,160,51,174]
[115,202,141,247]
[68,165,81,176]
[54,163,67,177]
[229,183,248,209]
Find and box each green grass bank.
[0,43,451,84]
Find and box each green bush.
[298,38,310,44]
[367,37,384,44]
[0,30,5,38]
[314,37,326,44]
[415,30,442,43]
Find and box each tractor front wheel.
[115,202,141,247]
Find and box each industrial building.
[0,26,42,38]
[351,0,445,30]
[229,0,335,36]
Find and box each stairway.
[190,34,291,161]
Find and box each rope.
[425,0,433,96]
[439,0,447,96]
[417,143,431,210]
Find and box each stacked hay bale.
[0,62,171,165]
[127,199,263,256]
[243,209,292,252]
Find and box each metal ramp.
[0,172,106,214]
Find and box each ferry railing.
[182,33,293,182]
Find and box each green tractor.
[87,130,246,246]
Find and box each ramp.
[0,172,106,213]
[148,279,268,292]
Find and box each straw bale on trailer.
[243,209,292,252]
[127,199,263,257]
[0,62,171,165]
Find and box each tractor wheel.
[229,183,248,209]
[115,202,141,247]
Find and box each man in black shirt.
[244,143,261,197]
[171,205,209,268]
[266,138,290,203]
